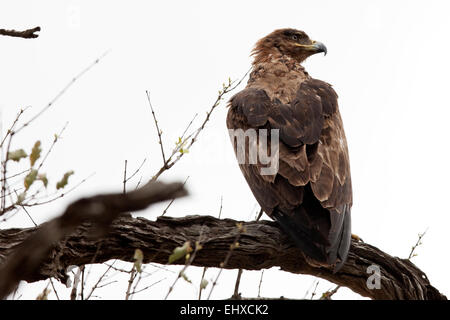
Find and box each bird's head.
[251,28,327,64]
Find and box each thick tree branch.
[0,214,445,300]
[0,27,40,39]
[0,181,187,299]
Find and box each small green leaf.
[30,141,42,167]
[38,173,48,188]
[56,170,74,190]
[24,169,38,190]
[180,271,192,284]
[200,278,209,290]
[16,192,26,204]
[168,241,192,264]
[133,249,144,273]
[36,288,51,300]
[8,149,27,162]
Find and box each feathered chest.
[246,58,309,104]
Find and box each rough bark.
[0,181,187,299]
[0,214,446,300]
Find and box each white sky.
[1,0,449,300]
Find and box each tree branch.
[0,27,40,39]
[0,214,445,300]
[0,181,187,299]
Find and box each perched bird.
[227,29,352,271]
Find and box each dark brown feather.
[227,76,352,270]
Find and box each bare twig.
[310,280,320,300]
[125,265,137,300]
[129,278,165,296]
[150,70,250,182]
[80,266,85,300]
[207,223,246,300]
[36,122,69,173]
[49,278,60,300]
[86,263,115,300]
[1,131,14,212]
[232,269,243,299]
[146,91,166,165]
[123,160,128,194]
[70,267,83,300]
[218,196,223,219]
[0,169,31,182]
[408,229,428,260]
[161,176,189,216]
[125,159,147,184]
[198,267,208,300]
[257,270,264,298]
[15,51,109,135]
[0,107,30,148]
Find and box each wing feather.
[227,78,352,269]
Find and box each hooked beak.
[295,40,327,56]
[312,41,327,56]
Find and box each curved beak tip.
[314,42,327,56]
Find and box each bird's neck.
[248,53,309,104]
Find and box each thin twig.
[150,69,250,182]
[161,176,189,216]
[70,267,83,300]
[49,278,60,300]
[310,280,320,300]
[1,132,14,212]
[125,266,137,300]
[130,278,165,296]
[232,269,243,299]
[0,169,31,182]
[0,107,30,148]
[408,229,428,260]
[218,196,223,219]
[86,262,115,300]
[15,51,110,134]
[257,270,264,298]
[80,266,85,300]
[125,159,147,183]
[14,191,37,227]
[123,160,128,194]
[207,223,246,300]
[198,267,208,300]
[146,91,166,165]
[36,122,69,173]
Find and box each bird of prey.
[227,28,352,271]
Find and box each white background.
[1,0,449,300]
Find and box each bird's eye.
[292,35,298,41]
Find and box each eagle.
[227,28,352,271]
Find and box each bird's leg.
[351,234,363,242]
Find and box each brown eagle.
[227,28,352,271]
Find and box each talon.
[351,234,363,242]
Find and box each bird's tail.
[272,205,351,273]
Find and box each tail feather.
[272,209,328,264]
[272,204,351,272]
